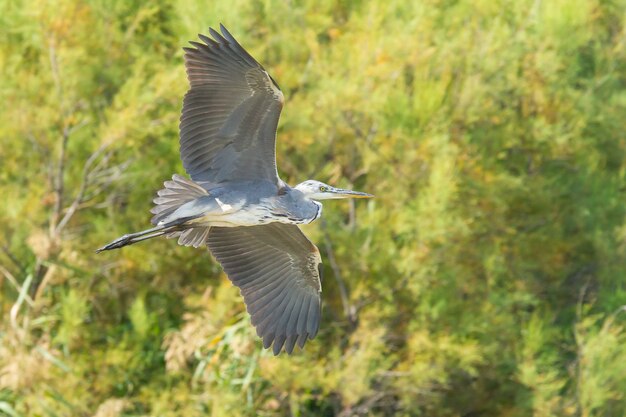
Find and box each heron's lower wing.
[181,25,283,185]
[207,223,322,355]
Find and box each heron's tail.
[97,175,211,253]
[150,174,209,225]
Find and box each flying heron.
[97,24,373,355]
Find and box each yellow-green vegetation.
[1,0,626,415]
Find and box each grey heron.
[97,24,373,355]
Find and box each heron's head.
[294,180,374,201]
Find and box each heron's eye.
[319,186,328,192]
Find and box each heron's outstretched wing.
[181,24,284,184]
[207,223,322,355]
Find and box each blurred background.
[1,0,626,415]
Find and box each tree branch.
[321,219,357,327]
[54,141,106,236]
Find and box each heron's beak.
[330,187,374,199]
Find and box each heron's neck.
[309,200,323,222]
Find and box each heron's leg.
[95,226,168,253]
[95,215,203,253]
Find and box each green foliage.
[55,288,89,350]
[1,0,626,415]
[575,309,626,416]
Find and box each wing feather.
[207,223,322,355]
[181,25,283,184]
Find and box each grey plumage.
[207,223,322,355]
[150,174,208,225]
[181,24,283,184]
[96,24,373,355]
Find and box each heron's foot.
[95,234,132,253]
